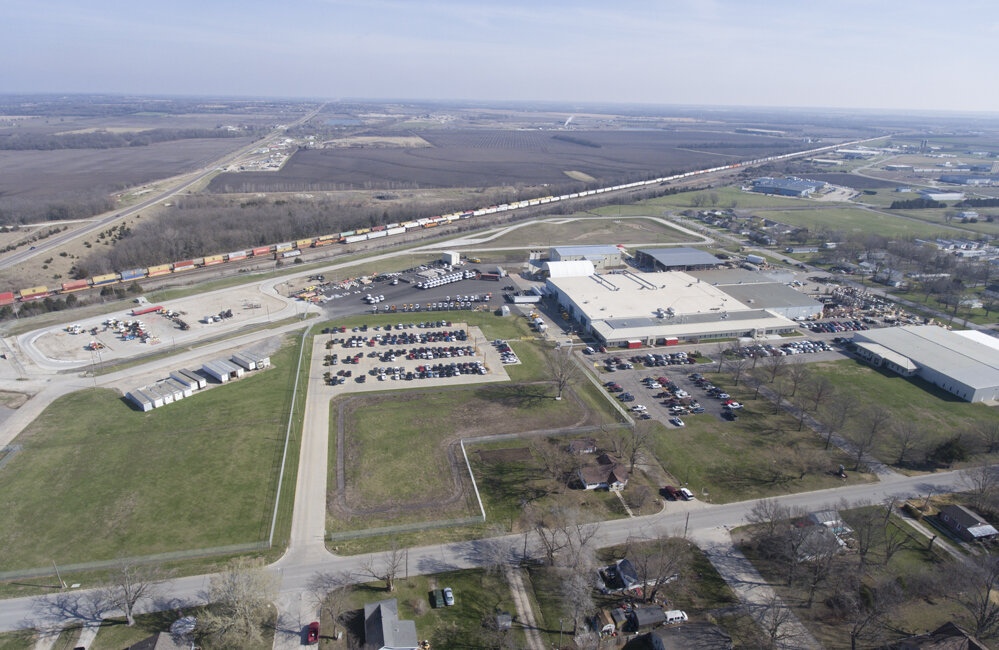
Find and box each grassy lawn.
[891,288,998,327]
[754,207,956,239]
[331,569,524,648]
[0,631,33,650]
[474,216,695,248]
[330,379,613,534]
[468,437,638,531]
[642,186,822,210]
[891,208,999,237]
[646,373,874,503]
[808,359,999,469]
[0,335,304,572]
[321,309,534,345]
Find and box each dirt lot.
[29,284,287,363]
[208,129,794,192]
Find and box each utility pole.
[52,560,65,589]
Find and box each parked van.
[664,610,688,625]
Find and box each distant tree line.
[0,190,116,226]
[551,134,602,148]
[958,198,999,208]
[889,198,944,210]
[0,127,261,151]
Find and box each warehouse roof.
[952,329,999,353]
[591,310,793,341]
[752,177,825,193]
[715,282,823,311]
[854,341,918,372]
[544,260,595,278]
[855,326,999,390]
[638,247,720,268]
[688,269,782,285]
[548,271,746,321]
[552,245,621,257]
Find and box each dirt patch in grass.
[0,391,29,409]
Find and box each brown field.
[0,137,254,199]
[208,129,797,193]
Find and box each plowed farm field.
[208,129,795,193]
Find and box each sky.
[3,0,998,112]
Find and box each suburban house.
[578,454,629,491]
[599,558,642,593]
[796,525,844,562]
[567,437,598,455]
[646,622,734,649]
[807,510,852,535]
[938,505,999,543]
[364,598,418,650]
[879,621,989,649]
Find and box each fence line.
[269,324,313,547]
[327,516,485,542]
[0,541,270,582]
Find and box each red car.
[306,621,320,644]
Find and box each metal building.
[202,359,244,383]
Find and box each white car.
[669,417,685,427]
[631,405,648,412]
[679,487,695,501]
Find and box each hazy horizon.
[4,0,998,113]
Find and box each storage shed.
[163,379,193,399]
[126,390,155,412]
[202,359,244,383]
[170,369,207,390]
[231,351,270,371]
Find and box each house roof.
[579,462,629,486]
[651,622,734,649]
[941,505,999,538]
[631,606,666,628]
[364,598,418,649]
[881,620,990,649]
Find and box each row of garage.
[126,351,270,411]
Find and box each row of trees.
[0,128,259,151]
[745,497,999,646]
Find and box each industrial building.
[542,260,595,279]
[919,189,965,201]
[126,378,192,412]
[549,245,623,270]
[939,175,996,186]
[546,270,818,346]
[750,177,826,197]
[635,247,721,272]
[231,350,271,371]
[169,368,207,390]
[853,326,999,402]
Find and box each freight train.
[0,135,882,308]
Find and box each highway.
[0,103,325,272]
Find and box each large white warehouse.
[546,270,819,346]
[853,326,999,403]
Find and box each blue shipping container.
[121,268,146,280]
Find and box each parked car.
[306,621,320,644]
[662,485,680,500]
[431,589,445,608]
[669,417,685,427]
[679,487,695,501]
[444,587,455,606]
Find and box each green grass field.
[891,208,999,237]
[0,631,32,650]
[808,359,998,468]
[474,216,695,248]
[642,186,821,210]
[646,372,874,503]
[753,207,957,239]
[0,336,303,571]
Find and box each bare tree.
[838,574,901,650]
[529,505,595,569]
[891,421,925,466]
[747,499,791,539]
[792,392,811,431]
[849,504,882,571]
[729,355,750,386]
[806,375,834,412]
[626,536,692,603]
[961,463,999,511]
[625,485,653,513]
[945,555,999,638]
[359,543,404,592]
[755,593,800,649]
[308,571,353,640]
[821,389,855,450]
[98,560,164,626]
[851,406,890,470]
[785,358,810,396]
[529,438,572,493]
[771,376,791,414]
[975,420,999,454]
[802,541,842,608]
[764,353,787,383]
[199,558,277,649]
[615,421,653,473]
[560,572,595,634]
[543,345,579,400]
